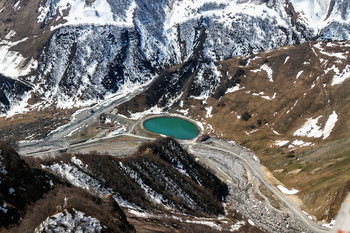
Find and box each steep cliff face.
[1,0,350,115]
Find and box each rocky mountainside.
[39,137,228,217]
[0,142,135,232]
[1,0,350,116]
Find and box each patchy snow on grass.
[5,30,16,40]
[34,209,102,233]
[291,140,305,146]
[252,92,264,96]
[272,129,280,135]
[176,108,189,116]
[231,220,245,231]
[302,210,314,220]
[250,64,273,81]
[294,112,338,139]
[261,64,273,82]
[248,219,255,226]
[314,43,348,60]
[275,140,289,146]
[331,64,350,86]
[182,219,224,231]
[225,84,243,94]
[294,116,323,138]
[277,185,299,195]
[290,140,313,148]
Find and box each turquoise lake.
[143,117,200,140]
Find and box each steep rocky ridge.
[0,142,135,232]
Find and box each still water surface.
[144,117,199,140]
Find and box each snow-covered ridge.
[38,0,136,29]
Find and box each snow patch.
[294,116,323,138]
[275,140,289,146]
[294,112,338,139]
[261,92,277,100]
[225,84,242,94]
[331,64,350,86]
[46,0,136,29]
[283,56,290,65]
[296,71,303,80]
[277,185,299,195]
[205,106,213,118]
[261,64,273,82]
[322,111,338,139]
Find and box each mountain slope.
[184,41,350,222]
[1,0,350,116]
[39,137,228,217]
[118,40,350,222]
[0,142,135,232]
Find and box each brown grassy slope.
[0,0,64,58]
[0,107,76,142]
[184,41,350,221]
